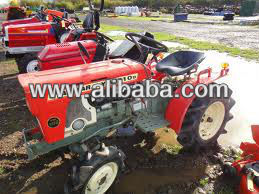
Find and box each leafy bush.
[55,0,75,10]
[92,0,133,9]
[19,0,44,7]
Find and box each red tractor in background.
[224,125,259,194]
[1,6,67,36]
[37,31,156,71]
[1,0,103,73]
[18,32,235,194]
[0,6,26,21]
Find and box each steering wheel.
[96,31,114,42]
[125,32,168,58]
[36,8,47,20]
[50,13,71,24]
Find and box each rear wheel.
[17,53,39,73]
[177,89,235,148]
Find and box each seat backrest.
[169,51,205,68]
[156,51,205,76]
[82,11,100,32]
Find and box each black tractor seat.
[156,51,205,76]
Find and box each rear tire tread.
[178,91,235,148]
[17,53,38,73]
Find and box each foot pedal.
[136,114,169,133]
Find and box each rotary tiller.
[224,125,259,194]
[18,32,235,194]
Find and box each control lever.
[77,42,90,65]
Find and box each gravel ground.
[100,17,259,50]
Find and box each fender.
[240,174,259,194]
[225,125,259,194]
[165,67,229,134]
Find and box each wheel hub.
[207,117,213,123]
[198,101,225,141]
[26,60,39,73]
[99,175,107,186]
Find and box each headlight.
[72,119,86,131]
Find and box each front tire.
[82,161,119,194]
[17,53,39,73]
[65,146,125,194]
[177,89,235,148]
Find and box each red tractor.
[18,32,235,194]
[224,125,259,194]
[37,31,154,71]
[1,0,103,73]
[1,7,67,37]
[0,6,26,21]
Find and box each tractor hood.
[2,17,39,30]
[38,41,98,71]
[19,58,148,93]
[2,17,39,35]
[7,21,53,34]
[6,22,57,50]
[18,59,149,143]
[18,58,149,112]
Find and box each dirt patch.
[0,61,69,194]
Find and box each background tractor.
[224,125,259,194]
[34,31,155,72]
[1,0,104,74]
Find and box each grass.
[199,177,209,187]
[100,24,259,60]
[0,166,5,175]
[152,32,259,60]
[0,58,17,76]
[100,24,140,33]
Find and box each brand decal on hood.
[27,29,49,33]
[47,73,139,101]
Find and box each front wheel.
[17,54,39,73]
[65,146,125,194]
[82,161,119,194]
[177,90,235,148]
